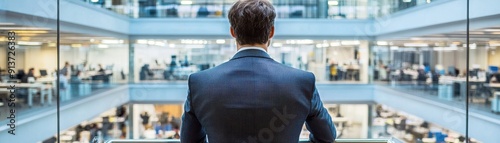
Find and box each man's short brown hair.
[228,0,276,45]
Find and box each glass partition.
[133,39,369,83]
[78,0,444,19]
[0,0,58,143]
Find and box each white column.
[359,41,369,83]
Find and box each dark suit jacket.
[181,49,336,143]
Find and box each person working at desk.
[97,64,105,74]
[21,68,36,83]
[70,71,82,84]
[61,62,71,77]
[489,73,500,83]
[59,70,69,90]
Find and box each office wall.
[488,47,500,67]
[87,45,129,81]
[22,46,53,76]
[0,47,5,69]
[439,47,489,73]
[60,46,88,67]
[134,44,178,82]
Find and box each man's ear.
[230,27,236,38]
[269,26,275,39]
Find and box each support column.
[128,104,134,139]
[128,38,135,83]
[318,0,329,18]
[368,41,375,83]
[367,104,374,138]
[359,41,370,83]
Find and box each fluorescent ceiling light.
[322,43,329,47]
[272,43,283,47]
[316,43,329,48]
[13,30,48,34]
[484,29,500,32]
[462,43,477,49]
[341,40,360,45]
[0,23,15,25]
[390,46,399,50]
[328,1,339,5]
[287,40,314,44]
[147,40,155,45]
[48,43,57,47]
[181,40,207,44]
[181,1,193,5]
[155,41,165,46]
[0,27,50,30]
[489,41,500,46]
[20,37,31,41]
[186,45,204,49]
[403,43,428,47]
[91,0,99,2]
[18,41,42,46]
[137,40,148,44]
[316,44,323,48]
[169,44,175,48]
[216,39,226,44]
[434,47,458,51]
[403,0,412,2]
[377,41,388,46]
[330,42,340,46]
[97,44,109,48]
[71,44,82,48]
[101,39,124,44]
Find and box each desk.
[487,83,500,89]
[440,77,485,100]
[0,83,52,107]
[332,117,349,130]
[36,77,56,84]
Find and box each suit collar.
[231,49,271,60]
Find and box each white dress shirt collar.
[237,47,267,53]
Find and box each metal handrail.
[105,138,401,143]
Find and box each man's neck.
[237,44,268,52]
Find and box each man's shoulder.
[274,63,315,79]
[189,60,315,81]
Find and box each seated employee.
[97,64,105,74]
[21,68,36,83]
[70,70,82,84]
[490,73,500,83]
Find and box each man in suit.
[181,0,336,142]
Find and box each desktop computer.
[40,69,48,77]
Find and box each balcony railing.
[105,138,402,143]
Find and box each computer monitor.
[40,69,48,76]
[489,66,499,73]
[448,66,456,76]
